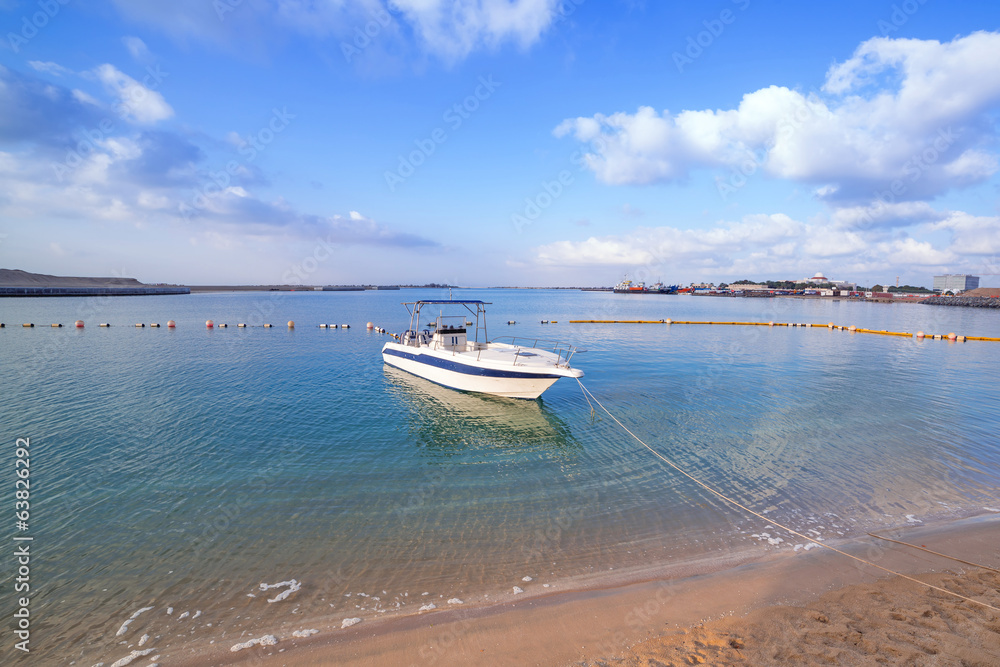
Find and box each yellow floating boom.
[567,320,994,341]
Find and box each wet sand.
[159,515,999,666]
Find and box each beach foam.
[230,635,278,652]
[109,648,155,667]
[115,607,153,637]
[261,579,301,603]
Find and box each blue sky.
[1,1,999,287]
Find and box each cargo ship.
[613,276,678,294]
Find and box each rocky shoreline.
[921,296,1000,308]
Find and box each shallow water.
[1,290,998,664]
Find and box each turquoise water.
[1,290,998,664]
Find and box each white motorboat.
[381,300,583,399]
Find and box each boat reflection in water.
[382,365,580,459]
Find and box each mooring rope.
[867,533,1000,574]
[575,379,1000,613]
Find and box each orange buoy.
[288,320,295,328]
[828,322,834,328]
[367,322,374,330]
[75,320,84,328]
[206,320,214,328]
[947,332,956,341]
[848,325,856,331]
[167,320,176,328]
[915,331,925,338]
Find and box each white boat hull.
[382,343,575,399]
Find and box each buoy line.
[574,379,1000,613]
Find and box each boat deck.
[424,340,571,371]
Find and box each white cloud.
[71,89,101,106]
[28,61,72,76]
[530,207,996,283]
[0,69,437,252]
[122,36,152,63]
[931,212,1000,256]
[876,237,955,267]
[391,0,559,60]
[556,32,1000,204]
[93,64,174,124]
[110,0,560,62]
[831,200,947,230]
[534,214,806,268]
[801,227,867,258]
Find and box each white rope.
[576,379,1000,613]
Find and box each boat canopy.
[401,300,492,342]
[403,300,491,305]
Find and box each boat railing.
[489,336,579,368]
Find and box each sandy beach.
[162,515,999,666]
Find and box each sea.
[1,289,998,665]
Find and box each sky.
[1,0,999,288]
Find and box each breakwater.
[921,296,1000,309]
[0,286,190,297]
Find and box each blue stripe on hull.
[383,347,560,379]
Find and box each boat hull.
[382,344,564,399]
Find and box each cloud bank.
[0,65,437,250]
[554,32,1000,207]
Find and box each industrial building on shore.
[933,274,980,293]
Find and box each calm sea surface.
[1,289,998,664]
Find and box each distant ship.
[649,281,678,295]
[613,276,678,294]
[613,276,645,293]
